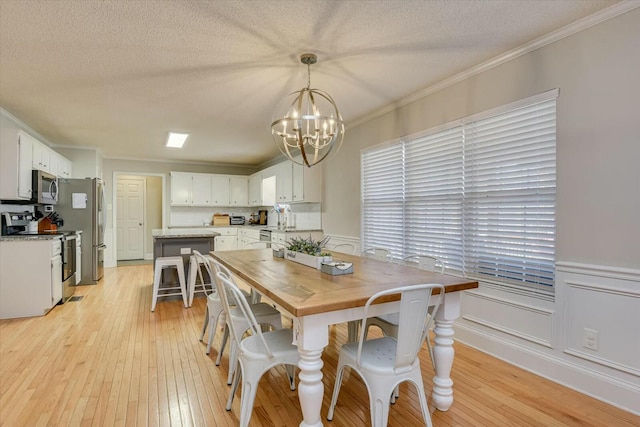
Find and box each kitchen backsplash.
[170,203,322,229]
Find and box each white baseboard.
[144,253,153,260]
[454,321,640,416]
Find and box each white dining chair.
[193,250,250,354]
[327,283,444,427]
[361,247,391,262]
[331,243,355,255]
[401,254,444,273]
[365,254,445,369]
[216,271,299,427]
[207,256,284,384]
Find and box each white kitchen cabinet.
[229,176,248,206]
[248,172,262,206]
[170,171,193,206]
[192,173,213,206]
[238,228,261,249]
[292,156,322,203]
[211,175,230,206]
[32,140,53,173]
[0,238,63,319]
[274,161,293,203]
[214,235,237,251]
[212,227,238,251]
[56,154,72,178]
[0,128,33,200]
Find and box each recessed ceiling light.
[166,132,189,148]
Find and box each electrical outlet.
[583,328,599,351]
[180,247,191,255]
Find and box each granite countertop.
[0,234,64,242]
[152,228,221,238]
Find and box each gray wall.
[322,8,640,270]
[321,9,640,413]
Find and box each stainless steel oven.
[61,234,76,303]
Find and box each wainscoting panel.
[560,265,640,376]
[456,262,640,415]
[462,289,554,347]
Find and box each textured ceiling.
[0,0,620,166]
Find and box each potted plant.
[284,236,332,269]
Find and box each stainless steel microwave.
[32,170,58,205]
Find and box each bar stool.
[151,256,187,311]
[188,253,215,307]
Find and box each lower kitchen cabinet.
[0,238,63,319]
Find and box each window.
[361,90,557,297]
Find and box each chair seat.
[342,336,423,375]
[233,302,280,319]
[241,328,298,360]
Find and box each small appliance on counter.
[230,215,245,225]
[1,211,34,235]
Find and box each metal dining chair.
[361,247,390,262]
[216,271,299,427]
[331,243,356,255]
[327,283,444,427]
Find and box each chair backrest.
[401,254,444,274]
[361,247,390,262]
[215,271,274,358]
[332,243,356,255]
[356,284,445,370]
[192,250,216,296]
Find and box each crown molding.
[348,1,640,130]
[103,154,257,171]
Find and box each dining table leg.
[431,291,460,411]
[294,316,329,427]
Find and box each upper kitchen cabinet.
[292,156,322,203]
[192,173,213,205]
[0,128,33,200]
[274,161,293,203]
[248,172,262,206]
[211,175,231,206]
[170,172,249,207]
[31,138,72,178]
[32,139,52,173]
[54,153,72,178]
[170,171,193,206]
[229,176,248,206]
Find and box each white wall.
[320,7,640,414]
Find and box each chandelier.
[271,53,344,168]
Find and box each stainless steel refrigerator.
[57,178,106,284]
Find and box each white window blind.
[361,143,405,256]
[405,127,464,271]
[464,99,556,289]
[361,91,557,296]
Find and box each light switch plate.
[180,247,191,255]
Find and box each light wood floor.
[1,264,638,427]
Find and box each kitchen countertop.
[168,225,323,233]
[152,228,221,238]
[0,234,64,242]
[0,230,82,242]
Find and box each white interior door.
[116,178,145,260]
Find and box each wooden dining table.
[210,248,478,427]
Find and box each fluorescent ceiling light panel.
[166,132,189,148]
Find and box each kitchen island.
[152,228,220,284]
